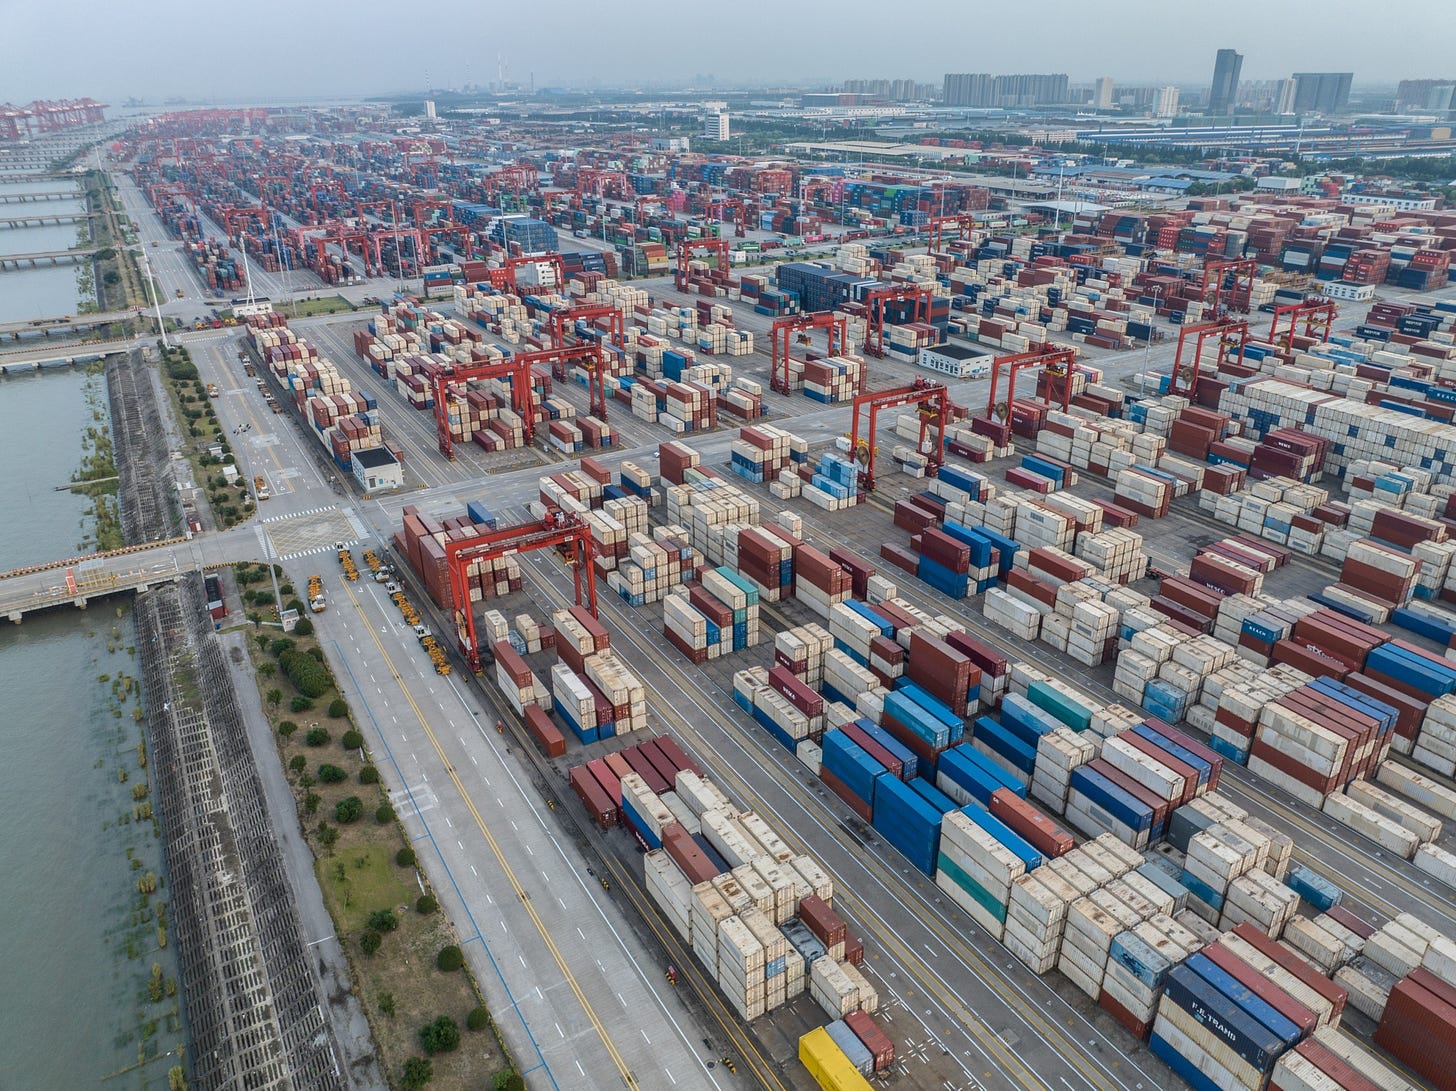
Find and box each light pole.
[1144,285,1164,367]
[138,247,169,349]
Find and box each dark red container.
[820,766,872,822]
[799,893,846,947]
[1201,943,1318,1036]
[663,822,720,885]
[570,764,618,828]
[1120,731,1198,806]
[944,630,1008,677]
[523,704,566,759]
[1291,1040,1382,1091]
[622,746,670,795]
[840,720,905,782]
[844,1010,895,1072]
[654,735,701,778]
[880,543,919,574]
[769,665,825,718]
[1141,718,1223,792]
[988,788,1073,857]
[1098,987,1151,1041]
[1374,974,1456,1091]
[638,739,681,788]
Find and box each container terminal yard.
[9,94,1456,1091]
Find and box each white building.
[424,99,437,120]
[1094,78,1115,110]
[1154,86,1180,118]
[917,342,993,380]
[351,447,404,493]
[703,104,730,141]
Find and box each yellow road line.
[339,580,641,1090]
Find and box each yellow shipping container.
[798,1027,873,1091]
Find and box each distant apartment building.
[1274,78,1298,115]
[841,78,929,102]
[702,103,729,141]
[1292,73,1353,114]
[1209,48,1243,114]
[1154,85,1180,118]
[1093,77,1115,109]
[1396,78,1456,115]
[942,72,1069,108]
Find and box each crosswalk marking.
[262,505,337,523]
[276,541,358,560]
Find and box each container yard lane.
[317,572,723,1091]
[508,542,1148,1091]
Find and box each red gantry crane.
[444,513,597,673]
[674,237,732,293]
[769,311,849,395]
[1268,298,1337,353]
[1200,258,1258,316]
[1168,319,1249,397]
[861,283,935,359]
[985,347,1079,422]
[849,378,950,491]
[486,252,567,293]
[432,356,539,461]
[926,213,981,253]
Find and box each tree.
[288,754,307,774]
[304,791,320,815]
[258,662,276,680]
[493,1071,525,1091]
[416,894,438,915]
[266,688,282,714]
[255,633,271,653]
[359,930,382,957]
[341,728,363,749]
[377,991,396,1018]
[305,727,331,747]
[467,1005,490,1031]
[396,847,416,868]
[376,803,395,824]
[317,824,339,852]
[368,908,399,933]
[332,701,352,721]
[435,945,464,972]
[335,796,364,823]
[359,766,380,785]
[269,637,295,657]
[292,617,314,637]
[419,1015,460,1054]
[291,695,313,713]
[278,721,297,740]
[317,763,347,784]
[400,1057,432,1091]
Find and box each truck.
[306,574,327,613]
[253,475,270,501]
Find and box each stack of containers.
[493,641,547,714]
[1374,934,1456,1090]
[934,804,1042,938]
[871,775,954,876]
[584,650,648,735]
[552,663,601,744]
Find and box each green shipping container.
[1027,680,1093,733]
[935,852,1008,921]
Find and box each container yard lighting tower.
[138,247,169,349]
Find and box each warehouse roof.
[924,341,992,360]
[354,447,398,469]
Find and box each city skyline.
[3,0,1453,102]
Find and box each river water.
[0,175,89,325]
[0,205,189,1084]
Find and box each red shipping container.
[1141,718,1223,792]
[622,747,670,795]
[663,822,720,885]
[919,528,971,572]
[653,736,701,778]
[570,765,618,828]
[1341,672,1425,741]
[844,1011,895,1073]
[1099,987,1152,1041]
[1374,974,1456,1091]
[1005,569,1059,608]
[638,739,681,788]
[880,543,919,574]
[768,665,826,718]
[799,893,846,947]
[1189,554,1260,596]
[820,766,872,822]
[1120,731,1199,806]
[988,788,1073,857]
[523,704,566,759]
[1272,639,1356,679]
[840,720,905,782]
[1291,1040,1382,1091]
[1229,922,1348,1023]
[945,629,1008,677]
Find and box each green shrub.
[467,1006,490,1032]
[367,909,399,933]
[291,617,313,637]
[416,894,437,915]
[332,700,352,720]
[335,796,363,823]
[305,728,330,747]
[435,946,463,972]
[359,766,380,785]
[492,1072,524,1091]
[317,764,347,784]
[278,720,298,737]
[401,1057,432,1091]
[341,729,363,749]
[282,649,330,696]
[396,847,416,868]
[291,695,313,713]
[419,1015,460,1054]
[359,930,382,957]
[268,637,294,656]
[376,803,395,824]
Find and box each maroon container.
[1374,975,1456,1090]
[1189,554,1259,596]
[638,739,681,788]
[768,665,825,718]
[663,822,720,885]
[907,630,974,710]
[1085,757,1171,830]
[621,746,670,795]
[593,755,625,802]
[1140,718,1223,792]
[988,788,1073,857]
[1322,903,1374,940]
[570,765,617,828]
[1291,1040,1382,1091]
[944,630,1008,678]
[840,720,904,782]
[844,1010,895,1072]
[799,893,846,947]
[919,527,971,572]
[653,735,701,778]
[1119,731,1198,806]
[523,704,566,759]
[820,766,872,822]
[1098,987,1151,1041]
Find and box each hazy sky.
[3,0,1453,102]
